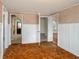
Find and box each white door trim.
[38,13,41,45]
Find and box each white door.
[1,6,5,59]
[48,16,53,42]
[4,12,8,49]
[2,6,9,51]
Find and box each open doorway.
[38,16,54,44]
[40,17,48,42]
[11,15,22,44]
[37,15,54,45]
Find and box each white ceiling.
[3,0,79,15]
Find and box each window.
[17,22,21,34]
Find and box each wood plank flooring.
[3,42,79,59]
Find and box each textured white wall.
[22,24,38,44]
[58,23,79,57]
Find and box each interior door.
[48,16,53,42]
[2,6,9,52]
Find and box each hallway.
[4,42,79,59]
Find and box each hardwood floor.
[4,42,79,59]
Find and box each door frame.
[37,13,40,45]
[9,14,12,45]
[10,15,22,44]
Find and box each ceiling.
[3,0,79,15]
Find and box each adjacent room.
[0,0,79,59]
[40,17,48,42]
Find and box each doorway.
[40,17,48,42]
[11,15,22,44]
[37,15,54,44]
